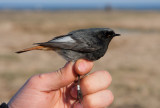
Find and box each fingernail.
[78,60,86,73]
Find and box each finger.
[70,71,112,98]
[74,59,93,75]
[82,90,114,108]
[81,71,112,96]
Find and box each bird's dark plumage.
[16,28,120,61]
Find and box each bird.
[16,28,120,102]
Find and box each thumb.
[28,62,76,91]
[28,60,93,91]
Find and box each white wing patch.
[52,36,76,43]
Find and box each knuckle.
[28,73,45,85]
[38,73,45,79]
[56,68,65,81]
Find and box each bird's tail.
[16,46,51,54]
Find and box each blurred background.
[0,0,160,108]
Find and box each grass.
[0,54,20,61]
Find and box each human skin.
[8,59,113,108]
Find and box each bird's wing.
[36,34,102,53]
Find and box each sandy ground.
[0,10,160,108]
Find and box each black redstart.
[16,28,120,102]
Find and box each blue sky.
[0,0,160,4]
[0,0,160,10]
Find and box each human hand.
[8,59,113,108]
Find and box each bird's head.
[97,28,120,41]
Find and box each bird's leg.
[77,75,83,103]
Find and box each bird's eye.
[107,31,114,37]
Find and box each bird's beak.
[113,34,121,36]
